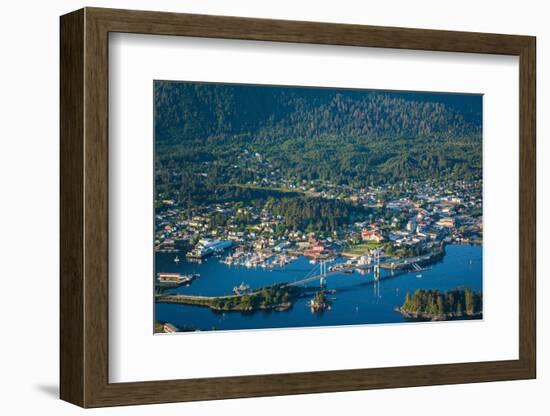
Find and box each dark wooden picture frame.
[60,7,536,408]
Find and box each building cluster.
[155,176,482,263]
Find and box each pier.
[155,272,199,288]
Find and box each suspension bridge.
[286,250,384,287]
[286,249,433,288]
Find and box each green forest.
[155,82,481,144]
[154,81,482,225]
[266,196,368,232]
[210,284,301,311]
[400,288,482,319]
[159,284,303,312]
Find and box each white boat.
[233,282,250,294]
[174,255,180,263]
[416,274,422,278]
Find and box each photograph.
[153,81,483,333]
[1,1,541,412]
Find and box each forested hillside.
[154,81,482,204]
[154,81,481,144]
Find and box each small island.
[308,290,331,312]
[396,288,482,321]
[156,284,304,312]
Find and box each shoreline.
[155,284,312,313]
[395,307,483,322]
[157,295,295,313]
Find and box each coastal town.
[155,175,482,270]
[153,82,483,333]
[154,172,483,325]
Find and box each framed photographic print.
[60,7,536,408]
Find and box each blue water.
[155,244,482,331]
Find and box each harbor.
[155,243,482,332]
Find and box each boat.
[416,274,422,278]
[233,282,250,295]
[156,272,199,287]
[174,255,180,263]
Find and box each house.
[296,241,311,249]
[361,229,385,242]
[305,241,332,257]
[274,242,290,252]
[161,239,175,248]
[406,219,417,233]
[437,217,456,228]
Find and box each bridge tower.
[320,260,327,288]
[373,249,380,281]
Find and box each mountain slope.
[154,81,482,144]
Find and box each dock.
[156,272,199,288]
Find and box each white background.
[110,34,519,383]
[0,0,546,415]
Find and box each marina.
[155,244,482,331]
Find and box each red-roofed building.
[361,229,385,242]
[304,241,332,258]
